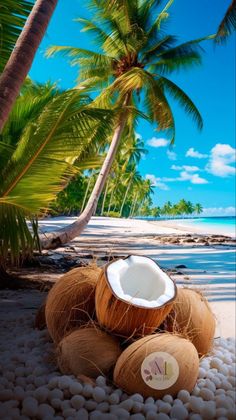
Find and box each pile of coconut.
[40,255,216,400]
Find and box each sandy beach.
[38,216,236,338]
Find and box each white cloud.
[147,137,168,147]
[186,147,208,159]
[178,171,209,184]
[167,149,177,160]
[206,143,236,177]
[171,164,200,172]
[201,207,236,217]
[146,174,170,190]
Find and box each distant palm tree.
[44,0,211,248]
[194,203,203,215]
[215,0,236,43]
[0,0,59,131]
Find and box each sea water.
[172,216,236,237]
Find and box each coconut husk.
[114,332,199,398]
[45,265,101,343]
[95,258,176,339]
[57,325,122,378]
[165,287,216,356]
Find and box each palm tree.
[215,0,236,43]
[194,203,203,215]
[0,85,112,267]
[43,0,212,248]
[119,164,141,217]
[0,0,59,131]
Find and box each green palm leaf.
[0,0,33,73]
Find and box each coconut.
[114,333,199,398]
[45,265,101,343]
[95,255,176,338]
[166,287,216,356]
[57,325,122,378]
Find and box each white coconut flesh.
[107,255,175,308]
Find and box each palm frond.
[159,76,203,130]
[216,0,236,42]
[0,0,33,73]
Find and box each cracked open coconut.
[95,255,177,338]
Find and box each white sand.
[40,216,236,338]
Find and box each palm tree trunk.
[119,178,132,217]
[41,98,130,249]
[0,0,58,131]
[108,186,115,213]
[81,174,93,213]
[101,180,109,215]
[131,193,139,217]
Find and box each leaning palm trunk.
[41,100,129,249]
[0,0,58,131]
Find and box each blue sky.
[29,0,235,215]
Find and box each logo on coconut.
[141,352,179,390]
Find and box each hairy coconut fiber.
[57,325,122,378]
[166,287,216,356]
[114,333,199,398]
[45,265,101,343]
[95,258,176,339]
[34,302,46,330]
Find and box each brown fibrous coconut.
[45,265,102,343]
[95,255,177,339]
[57,325,122,378]
[165,287,216,356]
[114,333,199,398]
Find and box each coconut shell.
[95,261,176,339]
[166,287,216,356]
[57,326,122,378]
[45,265,101,343]
[114,333,199,398]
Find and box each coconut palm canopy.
[216,0,236,42]
[47,0,213,143]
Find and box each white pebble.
[50,398,62,410]
[162,394,173,405]
[69,381,83,395]
[84,399,98,411]
[189,415,202,420]
[146,413,158,420]
[62,408,76,417]
[22,397,38,417]
[37,403,55,418]
[158,401,171,414]
[92,387,106,403]
[97,401,109,412]
[200,400,216,419]
[130,393,144,403]
[58,376,71,389]
[110,407,130,419]
[143,403,157,414]
[216,408,227,417]
[71,395,85,409]
[189,396,203,413]
[198,367,206,379]
[177,390,190,403]
[34,386,48,403]
[96,376,106,387]
[119,399,134,411]
[0,390,13,402]
[132,401,143,413]
[170,404,188,419]
[130,415,145,420]
[156,414,170,420]
[108,393,120,405]
[49,388,64,401]
[76,408,89,420]
[199,387,214,401]
[82,384,93,398]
